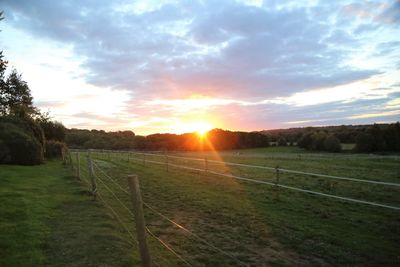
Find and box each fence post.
[275,165,280,201]
[143,153,146,166]
[76,152,81,180]
[68,151,73,167]
[127,151,130,162]
[165,152,169,172]
[88,152,97,200]
[127,175,152,267]
[204,157,208,174]
[62,148,67,165]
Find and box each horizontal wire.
[143,202,248,266]
[95,174,135,217]
[92,161,130,194]
[122,150,400,187]
[145,226,192,267]
[126,156,400,211]
[97,191,137,245]
[206,170,400,211]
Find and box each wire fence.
[87,149,400,210]
[89,149,400,187]
[68,149,400,266]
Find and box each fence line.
[119,153,400,211]
[90,149,400,187]
[79,155,196,266]
[90,158,254,265]
[68,150,400,267]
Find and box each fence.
[68,149,400,266]
[85,149,400,210]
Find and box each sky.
[1,0,400,135]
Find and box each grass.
[1,148,399,266]
[0,160,138,266]
[78,147,400,266]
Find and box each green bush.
[323,134,341,152]
[0,121,44,165]
[45,140,67,159]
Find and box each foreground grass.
[0,160,137,266]
[79,147,400,266]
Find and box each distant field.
[73,147,400,266]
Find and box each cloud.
[3,0,388,98]
[2,0,400,133]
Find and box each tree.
[0,69,37,117]
[36,112,66,141]
[323,134,341,152]
[384,122,400,151]
[277,136,287,146]
[355,132,374,152]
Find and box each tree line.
[65,123,400,153]
[66,128,270,151]
[263,123,400,153]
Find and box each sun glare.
[191,121,213,136]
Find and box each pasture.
[73,147,400,266]
[0,161,137,266]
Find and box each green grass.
[78,148,400,266]
[1,149,399,266]
[0,160,138,266]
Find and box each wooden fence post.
[143,153,146,166]
[165,152,169,172]
[127,152,130,162]
[68,151,73,167]
[62,148,67,165]
[76,152,81,180]
[204,157,208,174]
[127,175,152,267]
[88,152,97,199]
[275,165,280,201]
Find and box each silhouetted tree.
[0,69,37,117]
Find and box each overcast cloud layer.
[1,0,400,133]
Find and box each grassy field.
[0,160,138,266]
[1,148,399,266]
[73,147,400,266]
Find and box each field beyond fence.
[69,148,400,266]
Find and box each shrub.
[324,134,341,152]
[45,140,67,159]
[0,121,44,165]
[355,132,374,152]
[277,137,288,146]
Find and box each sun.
[191,121,213,137]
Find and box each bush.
[324,134,341,152]
[45,140,67,159]
[0,121,44,165]
[277,137,288,146]
[355,132,374,152]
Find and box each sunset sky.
[1,0,400,135]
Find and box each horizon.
[68,121,399,137]
[1,0,400,135]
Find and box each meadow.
[73,147,400,266]
[0,161,139,266]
